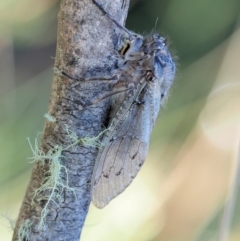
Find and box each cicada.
[90,0,175,208]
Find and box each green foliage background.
[1,0,240,240]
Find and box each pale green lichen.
[65,124,108,149]
[44,113,56,123]
[64,125,80,148]
[18,219,32,241]
[28,139,75,229]
[27,124,109,229]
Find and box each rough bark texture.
[12,0,130,240]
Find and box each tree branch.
[12,0,130,240]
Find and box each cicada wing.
[92,136,148,208]
[91,81,161,208]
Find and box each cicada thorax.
[108,33,147,116]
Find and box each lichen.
[18,219,32,241]
[26,124,109,229]
[44,113,56,123]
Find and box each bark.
[12,0,130,240]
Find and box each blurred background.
[1,0,240,240]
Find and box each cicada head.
[148,34,176,100]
